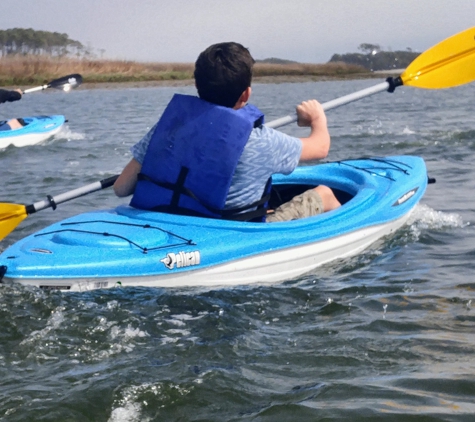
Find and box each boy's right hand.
[296,100,326,127]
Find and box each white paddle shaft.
[30,176,118,213]
[23,85,49,94]
[266,81,390,129]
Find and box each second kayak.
[0,115,66,148]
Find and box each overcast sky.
[1,0,474,63]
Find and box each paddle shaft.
[267,78,400,129]
[26,175,118,215]
[23,85,52,94]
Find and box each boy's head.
[194,42,254,108]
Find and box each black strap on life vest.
[137,169,269,221]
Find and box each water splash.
[402,126,415,135]
[109,402,144,422]
[54,127,86,142]
[409,204,466,231]
[108,382,192,422]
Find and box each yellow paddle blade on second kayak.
[402,26,475,89]
[0,203,28,240]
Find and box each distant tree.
[357,43,381,54]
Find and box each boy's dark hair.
[194,42,254,108]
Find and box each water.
[1,79,475,421]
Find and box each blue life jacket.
[130,94,268,220]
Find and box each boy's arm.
[114,124,156,197]
[113,158,142,197]
[296,100,330,161]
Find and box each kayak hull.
[0,155,429,291]
[0,115,65,148]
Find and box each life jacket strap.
[137,171,270,221]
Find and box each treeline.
[0,28,86,57]
[329,43,420,71]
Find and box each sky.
[1,0,474,64]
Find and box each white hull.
[7,214,409,292]
[2,126,63,148]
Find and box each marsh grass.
[0,55,369,87]
[255,61,366,77]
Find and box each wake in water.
[0,126,86,152]
[52,126,86,143]
[366,203,467,262]
[407,203,467,236]
[292,203,468,288]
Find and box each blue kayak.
[0,115,65,148]
[0,155,430,291]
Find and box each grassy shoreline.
[0,55,399,89]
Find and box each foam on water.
[402,126,415,135]
[55,127,86,142]
[108,382,193,422]
[408,203,467,232]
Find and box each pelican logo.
[393,187,418,206]
[160,251,201,270]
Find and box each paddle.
[22,73,83,94]
[1,27,475,241]
[0,176,118,240]
[267,26,475,128]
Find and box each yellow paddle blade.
[0,203,28,240]
[401,27,475,89]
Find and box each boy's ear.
[241,86,252,103]
[235,87,252,108]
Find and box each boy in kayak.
[0,89,24,131]
[114,42,340,222]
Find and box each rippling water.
[1,79,474,421]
